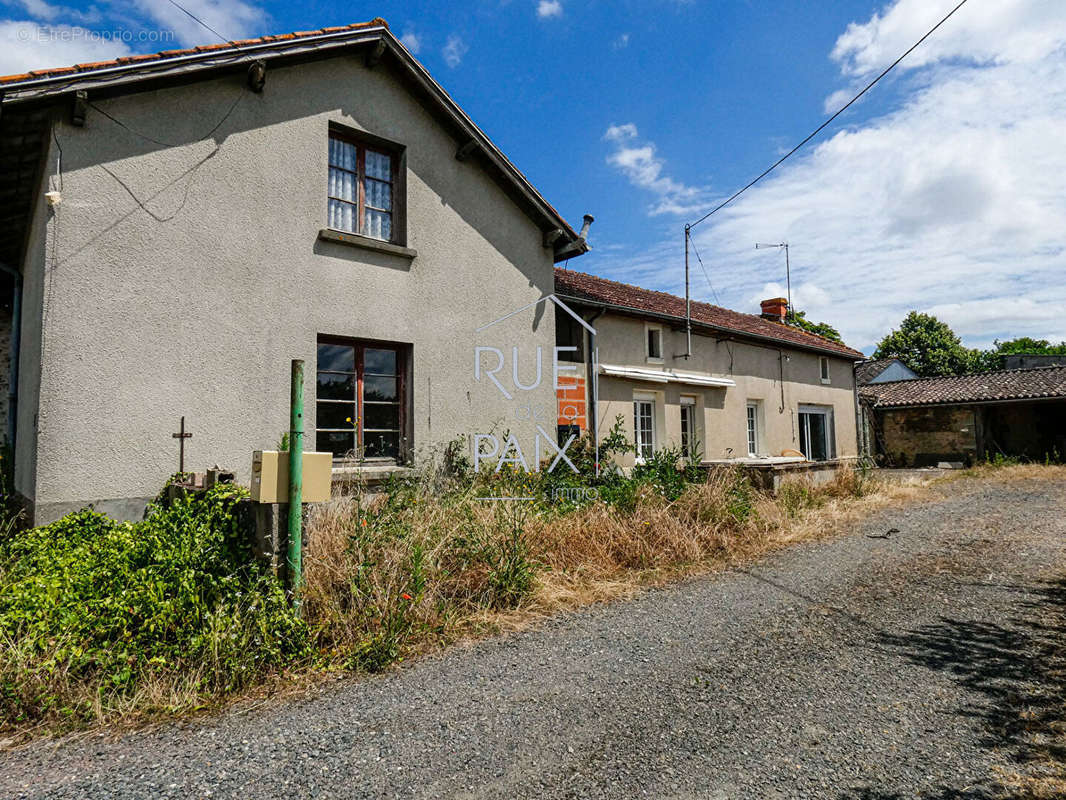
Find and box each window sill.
[318,228,417,260]
[821,378,832,385]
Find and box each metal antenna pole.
[684,225,692,359]
[784,243,791,321]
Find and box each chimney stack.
[760,297,788,322]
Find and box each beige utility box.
[251,451,332,503]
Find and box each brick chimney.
[760,297,788,322]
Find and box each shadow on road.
[842,578,1066,800]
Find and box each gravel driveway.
[3,475,1065,799]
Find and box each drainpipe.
[0,262,21,450]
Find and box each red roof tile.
[554,268,864,359]
[0,19,389,85]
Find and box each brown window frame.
[316,336,409,463]
[327,126,407,246]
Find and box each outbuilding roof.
[554,268,864,359]
[860,365,1066,408]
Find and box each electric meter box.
[251,450,332,503]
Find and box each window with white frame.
[633,395,655,461]
[680,396,697,455]
[646,324,663,362]
[798,404,836,461]
[820,357,831,384]
[746,401,760,457]
[327,130,401,243]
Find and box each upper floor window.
[328,131,398,243]
[646,324,663,362]
[820,356,831,384]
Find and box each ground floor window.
[317,337,405,460]
[746,401,760,456]
[680,396,697,454]
[799,404,836,461]
[634,397,655,461]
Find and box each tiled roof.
[554,268,864,359]
[860,365,1066,408]
[855,358,902,384]
[0,19,388,84]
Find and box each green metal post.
[287,359,304,601]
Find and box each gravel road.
[3,476,1065,799]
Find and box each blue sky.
[3,0,1064,354]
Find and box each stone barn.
[861,365,1066,466]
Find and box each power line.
[688,0,971,230]
[163,0,235,47]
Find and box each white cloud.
[599,0,1066,353]
[131,0,265,45]
[612,33,630,50]
[832,0,1065,79]
[399,30,421,54]
[442,34,467,68]
[0,20,133,75]
[603,123,709,216]
[536,1,563,20]
[10,0,98,23]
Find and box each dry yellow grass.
[300,465,947,662]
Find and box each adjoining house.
[0,20,593,523]
[860,366,1066,466]
[552,269,865,485]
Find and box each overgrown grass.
[299,446,908,678]
[6,428,1042,739]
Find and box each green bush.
[0,484,306,725]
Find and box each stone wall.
[879,406,977,467]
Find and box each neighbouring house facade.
[552,270,865,473]
[860,366,1066,466]
[0,20,592,523]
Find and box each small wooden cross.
[172,416,192,473]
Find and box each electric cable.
[687,0,971,230]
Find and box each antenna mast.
[684,224,692,358]
[755,242,792,321]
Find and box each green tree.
[873,311,979,377]
[787,310,844,344]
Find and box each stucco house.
[0,20,592,523]
[552,269,865,477]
